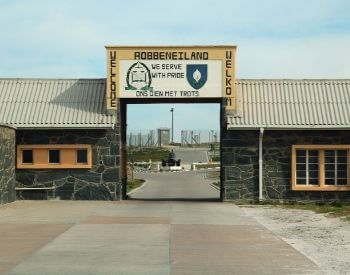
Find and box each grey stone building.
[0,79,120,202]
[224,79,350,202]
[0,78,350,203]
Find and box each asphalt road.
[129,170,219,200]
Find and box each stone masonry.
[222,130,350,202]
[16,128,120,200]
[0,125,16,204]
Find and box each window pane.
[297,170,306,178]
[337,164,347,171]
[308,164,319,170]
[325,164,334,171]
[296,150,306,157]
[296,156,306,163]
[325,157,335,164]
[337,157,347,163]
[309,178,319,185]
[49,150,60,164]
[297,164,306,170]
[325,171,335,178]
[309,150,318,157]
[325,178,335,185]
[308,156,318,163]
[325,150,335,157]
[337,179,347,185]
[337,170,347,179]
[77,149,88,164]
[296,179,306,185]
[22,150,33,164]
[337,150,347,157]
[309,170,318,178]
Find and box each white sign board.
[106,46,236,112]
[119,60,222,98]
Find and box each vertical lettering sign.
[106,50,117,109]
[225,50,234,112]
[106,46,236,113]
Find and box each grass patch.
[127,178,145,193]
[211,156,220,161]
[206,170,220,180]
[195,163,220,169]
[212,181,220,187]
[128,148,170,162]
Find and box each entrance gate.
[105,46,237,201]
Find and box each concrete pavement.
[0,200,319,274]
[172,147,208,164]
[129,170,219,200]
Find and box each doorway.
[119,98,224,201]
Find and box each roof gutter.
[227,125,350,130]
[259,128,264,201]
[15,126,115,130]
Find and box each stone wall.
[16,128,120,200]
[0,125,16,204]
[222,129,350,202]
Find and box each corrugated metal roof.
[2,78,349,130]
[228,79,350,129]
[0,78,115,129]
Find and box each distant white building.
[157,128,170,146]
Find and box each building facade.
[0,78,350,203]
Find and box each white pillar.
[259,128,264,201]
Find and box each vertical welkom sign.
[106,46,236,113]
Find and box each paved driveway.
[0,200,319,274]
[129,170,219,200]
[172,147,208,164]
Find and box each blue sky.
[1,0,349,141]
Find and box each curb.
[209,182,220,190]
[127,180,147,195]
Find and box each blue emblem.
[186,64,208,90]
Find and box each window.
[22,150,33,164]
[49,150,60,164]
[295,149,319,186]
[17,145,92,169]
[292,145,350,191]
[324,150,347,186]
[77,149,88,164]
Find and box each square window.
[22,150,33,164]
[77,149,88,164]
[49,150,60,164]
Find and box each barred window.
[17,145,92,169]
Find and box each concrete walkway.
[0,200,319,274]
